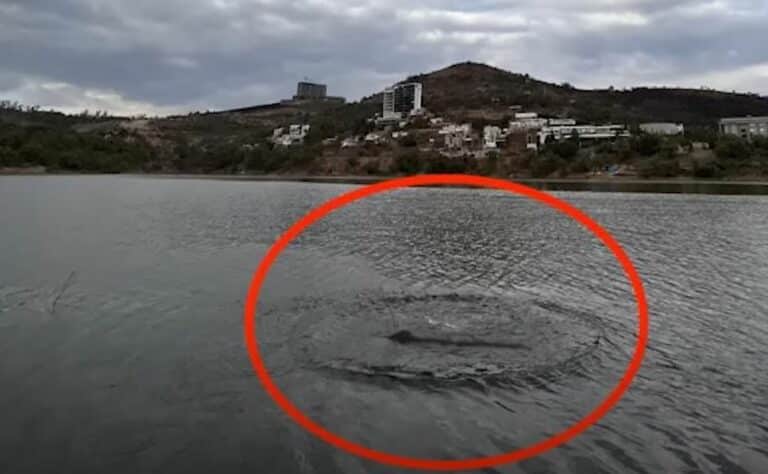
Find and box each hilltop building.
[383,82,423,120]
[294,81,327,100]
[289,81,345,104]
[640,123,684,135]
[719,116,768,139]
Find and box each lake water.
[1,176,767,473]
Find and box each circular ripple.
[278,291,603,386]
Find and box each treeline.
[533,131,768,179]
[0,122,155,172]
[341,131,768,180]
[167,136,321,174]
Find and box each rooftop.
[719,116,768,123]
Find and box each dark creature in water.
[387,330,530,350]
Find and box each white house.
[438,123,472,150]
[483,126,503,149]
[273,124,311,146]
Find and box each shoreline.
[117,173,768,188]
[5,172,768,194]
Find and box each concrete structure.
[548,118,577,126]
[383,82,423,120]
[719,116,768,139]
[538,124,629,146]
[509,112,548,131]
[289,81,345,103]
[504,130,539,153]
[483,126,503,149]
[382,89,396,120]
[438,124,472,150]
[294,81,327,100]
[640,122,685,135]
[273,124,310,146]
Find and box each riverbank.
[6,171,768,194]
[130,174,768,186]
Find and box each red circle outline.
[243,174,648,471]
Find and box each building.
[483,126,503,149]
[294,81,327,100]
[438,123,472,150]
[505,130,539,153]
[640,123,685,135]
[548,118,577,126]
[289,124,310,142]
[509,112,548,131]
[382,82,423,120]
[719,116,768,139]
[273,124,311,146]
[538,124,629,146]
[289,81,345,103]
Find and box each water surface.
[1,176,767,473]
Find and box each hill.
[3,62,768,177]
[404,62,768,126]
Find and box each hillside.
[3,62,768,177]
[404,62,768,126]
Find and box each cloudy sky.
[2,0,767,116]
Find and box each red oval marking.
[243,174,649,471]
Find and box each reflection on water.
[1,176,768,473]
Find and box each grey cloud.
[1,0,766,115]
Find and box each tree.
[634,134,662,156]
[392,151,421,174]
[549,139,579,160]
[399,135,418,147]
[483,151,499,175]
[715,136,752,160]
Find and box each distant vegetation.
[0,102,154,172]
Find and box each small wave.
[265,290,606,389]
